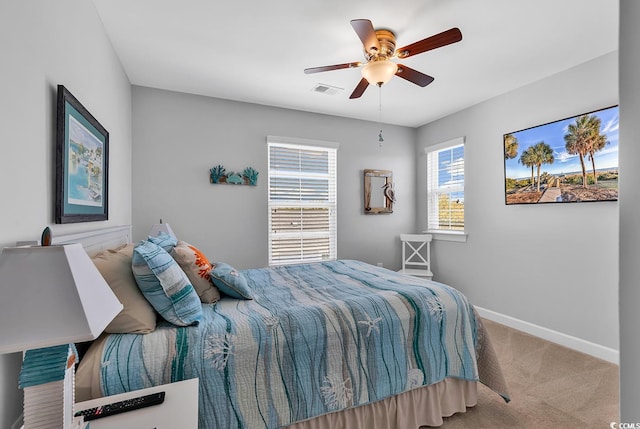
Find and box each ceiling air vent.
[311,83,343,96]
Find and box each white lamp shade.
[149,222,176,239]
[0,243,123,354]
[361,60,398,85]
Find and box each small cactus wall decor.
[209,164,259,186]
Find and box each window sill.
[424,231,468,243]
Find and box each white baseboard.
[475,306,619,365]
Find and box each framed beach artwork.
[503,105,619,205]
[55,85,109,223]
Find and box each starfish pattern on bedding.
[358,313,383,337]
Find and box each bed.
[61,226,509,428]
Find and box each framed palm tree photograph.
[503,105,618,205]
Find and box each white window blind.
[268,137,338,266]
[426,137,465,232]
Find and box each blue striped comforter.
[98,260,479,428]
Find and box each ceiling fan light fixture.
[362,60,398,85]
[304,20,462,99]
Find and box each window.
[267,136,338,266]
[426,137,465,233]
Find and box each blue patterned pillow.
[132,240,202,326]
[148,232,177,252]
[210,262,253,300]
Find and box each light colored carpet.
[439,319,619,428]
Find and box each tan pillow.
[92,244,157,333]
[171,241,221,303]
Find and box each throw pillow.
[210,262,253,300]
[170,241,221,303]
[132,240,202,326]
[147,232,178,252]
[92,244,156,334]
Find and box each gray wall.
[0,1,132,426]
[131,86,417,270]
[619,0,640,421]
[416,52,619,350]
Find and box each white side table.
[74,378,198,429]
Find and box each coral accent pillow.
[91,244,156,334]
[132,240,202,326]
[171,241,220,303]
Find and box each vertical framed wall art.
[55,85,109,223]
[364,169,394,214]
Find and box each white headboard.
[51,225,133,257]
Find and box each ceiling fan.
[304,19,462,99]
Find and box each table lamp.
[148,219,176,239]
[0,243,123,429]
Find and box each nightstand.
[74,378,198,429]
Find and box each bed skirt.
[285,378,477,429]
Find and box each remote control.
[75,391,165,421]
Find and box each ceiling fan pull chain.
[378,83,384,147]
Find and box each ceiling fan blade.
[350,19,380,53]
[396,27,462,59]
[395,65,434,87]
[349,78,369,99]
[305,62,361,74]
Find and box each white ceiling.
[91,0,618,128]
